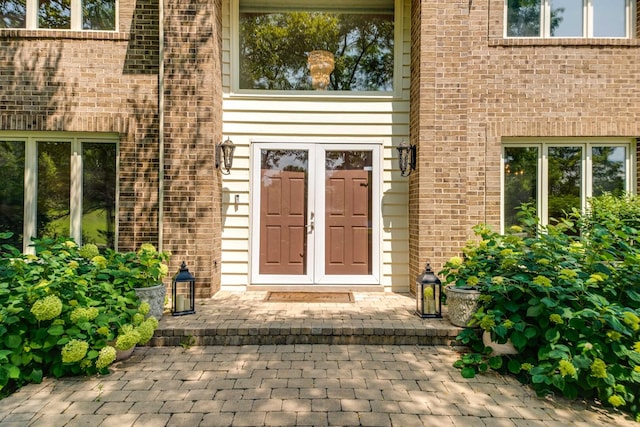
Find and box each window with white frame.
[237,0,395,92]
[502,139,635,229]
[505,0,633,38]
[0,0,116,31]
[0,134,118,252]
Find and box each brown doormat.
[265,291,354,303]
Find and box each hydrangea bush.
[0,237,166,397]
[445,196,640,421]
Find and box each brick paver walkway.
[0,344,635,426]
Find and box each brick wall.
[409,0,640,292]
[162,0,223,297]
[0,0,161,251]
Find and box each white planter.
[482,331,518,356]
[134,284,166,320]
[445,285,481,327]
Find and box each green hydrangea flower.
[159,264,169,276]
[70,307,99,323]
[138,243,157,254]
[138,301,150,316]
[97,326,110,336]
[447,256,463,268]
[607,331,622,341]
[115,325,141,351]
[63,240,77,248]
[608,395,625,408]
[479,316,496,331]
[634,342,640,353]
[466,276,479,286]
[521,363,533,372]
[508,225,523,233]
[136,319,157,345]
[491,276,505,285]
[533,276,552,288]
[623,312,640,331]
[132,313,145,326]
[61,339,89,363]
[549,314,563,325]
[91,255,108,269]
[558,360,577,378]
[31,295,63,321]
[590,358,607,379]
[96,346,117,370]
[79,243,99,259]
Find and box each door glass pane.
[550,0,583,37]
[1,0,26,28]
[592,0,626,37]
[38,0,70,29]
[503,147,538,228]
[239,4,394,91]
[37,141,70,239]
[0,141,24,249]
[548,146,582,223]
[83,143,117,249]
[82,0,116,30]
[592,146,626,197]
[325,151,372,275]
[506,0,542,37]
[259,150,308,275]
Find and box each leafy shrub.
[446,196,640,421]
[0,236,165,397]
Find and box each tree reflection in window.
[38,0,70,29]
[37,141,71,239]
[592,146,625,197]
[504,146,538,228]
[0,0,26,28]
[0,141,25,249]
[83,143,116,249]
[239,10,394,91]
[548,146,582,224]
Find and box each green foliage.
[0,236,166,397]
[446,195,640,421]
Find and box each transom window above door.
[236,0,395,92]
[505,0,634,38]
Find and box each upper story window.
[238,0,395,92]
[506,0,633,38]
[1,0,116,31]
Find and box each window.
[502,139,634,229]
[237,0,395,92]
[1,0,116,30]
[0,134,118,252]
[505,0,633,38]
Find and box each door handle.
[306,211,315,233]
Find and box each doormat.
[264,291,354,303]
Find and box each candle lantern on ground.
[415,263,442,318]
[172,261,195,316]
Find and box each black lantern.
[415,263,442,318]
[396,140,416,177]
[216,137,236,175]
[172,261,195,316]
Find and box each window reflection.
[37,141,71,239]
[83,143,116,249]
[239,7,394,91]
[592,146,625,196]
[82,0,115,30]
[593,0,626,37]
[0,0,26,28]
[548,146,582,223]
[503,147,538,228]
[0,141,25,249]
[550,0,583,37]
[38,0,71,29]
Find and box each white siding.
[221,0,411,291]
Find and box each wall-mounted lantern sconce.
[216,137,236,175]
[397,140,416,177]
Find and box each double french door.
[251,143,380,285]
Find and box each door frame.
[249,141,382,286]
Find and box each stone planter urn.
[445,285,481,327]
[134,283,166,320]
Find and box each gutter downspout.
[158,0,165,252]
